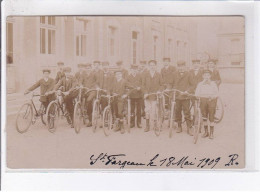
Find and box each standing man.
[160,57,176,90]
[116,60,128,79]
[111,70,132,133]
[174,61,194,135]
[207,59,221,87]
[99,61,114,112]
[139,60,148,118]
[142,60,163,132]
[190,59,203,88]
[24,69,55,112]
[126,64,142,128]
[83,63,97,127]
[55,61,65,84]
[54,67,77,128]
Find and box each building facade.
[6,16,196,94]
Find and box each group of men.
[24,57,221,139]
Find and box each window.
[75,19,88,57]
[168,39,173,60]
[6,22,13,64]
[40,16,56,54]
[132,31,138,64]
[109,26,116,57]
[40,28,46,54]
[81,35,86,56]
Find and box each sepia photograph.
[5,16,245,169]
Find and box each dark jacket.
[126,73,142,98]
[189,69,203,89]
[161,65,176,89]
[28,78,55,102]
[209,68,221,87]
[74,71,85,86]
[55,71,65,84]
[83,72,97,89]
[54,76,77,93]
[173,71,194,100]
[111,78,132,96]
[98,71,115,93]
[142,71,163,100]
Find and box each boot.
[202,126,209,138]
[176,123,182,133]
[188,127,193,136]
[114,119,120,132]
[137,122,142,128]
[209,126,214,139]
[144,119,150,132]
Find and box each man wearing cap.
[190,59,203,88]
[139,60,148,119]
[142,60,163,132]
[55,61,65,84]
[195,69,219,139]
[99,61,114,113]
[126,64,143,128]
[111,70,132,133]
[116,61,128,79]
[24,69,55,112]
[173,61,194,135]
[207,59,221,87]
[54,67,77,128]
[160,57,176,90]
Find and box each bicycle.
[91,88,107,132]
[16,92,47,133]
[73,86,89,134]
[46,87,72,133]
[144,92,164,137]
[102,93,119,136]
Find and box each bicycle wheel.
[193,108,201,144]
[92,99,99,132]
[127,99,131,133]
[16,103,33,133]
[74,101,83,134]
[214,97,224,123]
[169,101,175,138]
[46,101,59,133]
[154,100,163,137]
[40,104,47,125]
[103,106,113,136]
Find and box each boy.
[195,69,219,139]
[24,69,55,112]
[207,59,221,87]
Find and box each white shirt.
[195,80,219,98]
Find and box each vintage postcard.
[5,16,245,170]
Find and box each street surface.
[5,83,245,169]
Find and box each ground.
[5,83,245,169]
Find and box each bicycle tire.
[169,101,175,138]
[127,99,131,133]
[46,101,59,133]
[74,101,82,134]
[214,97,224,123]
[92,99,99,133]
[193,108,201,144]
[103,106,112,136]
[16,103,33,133]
